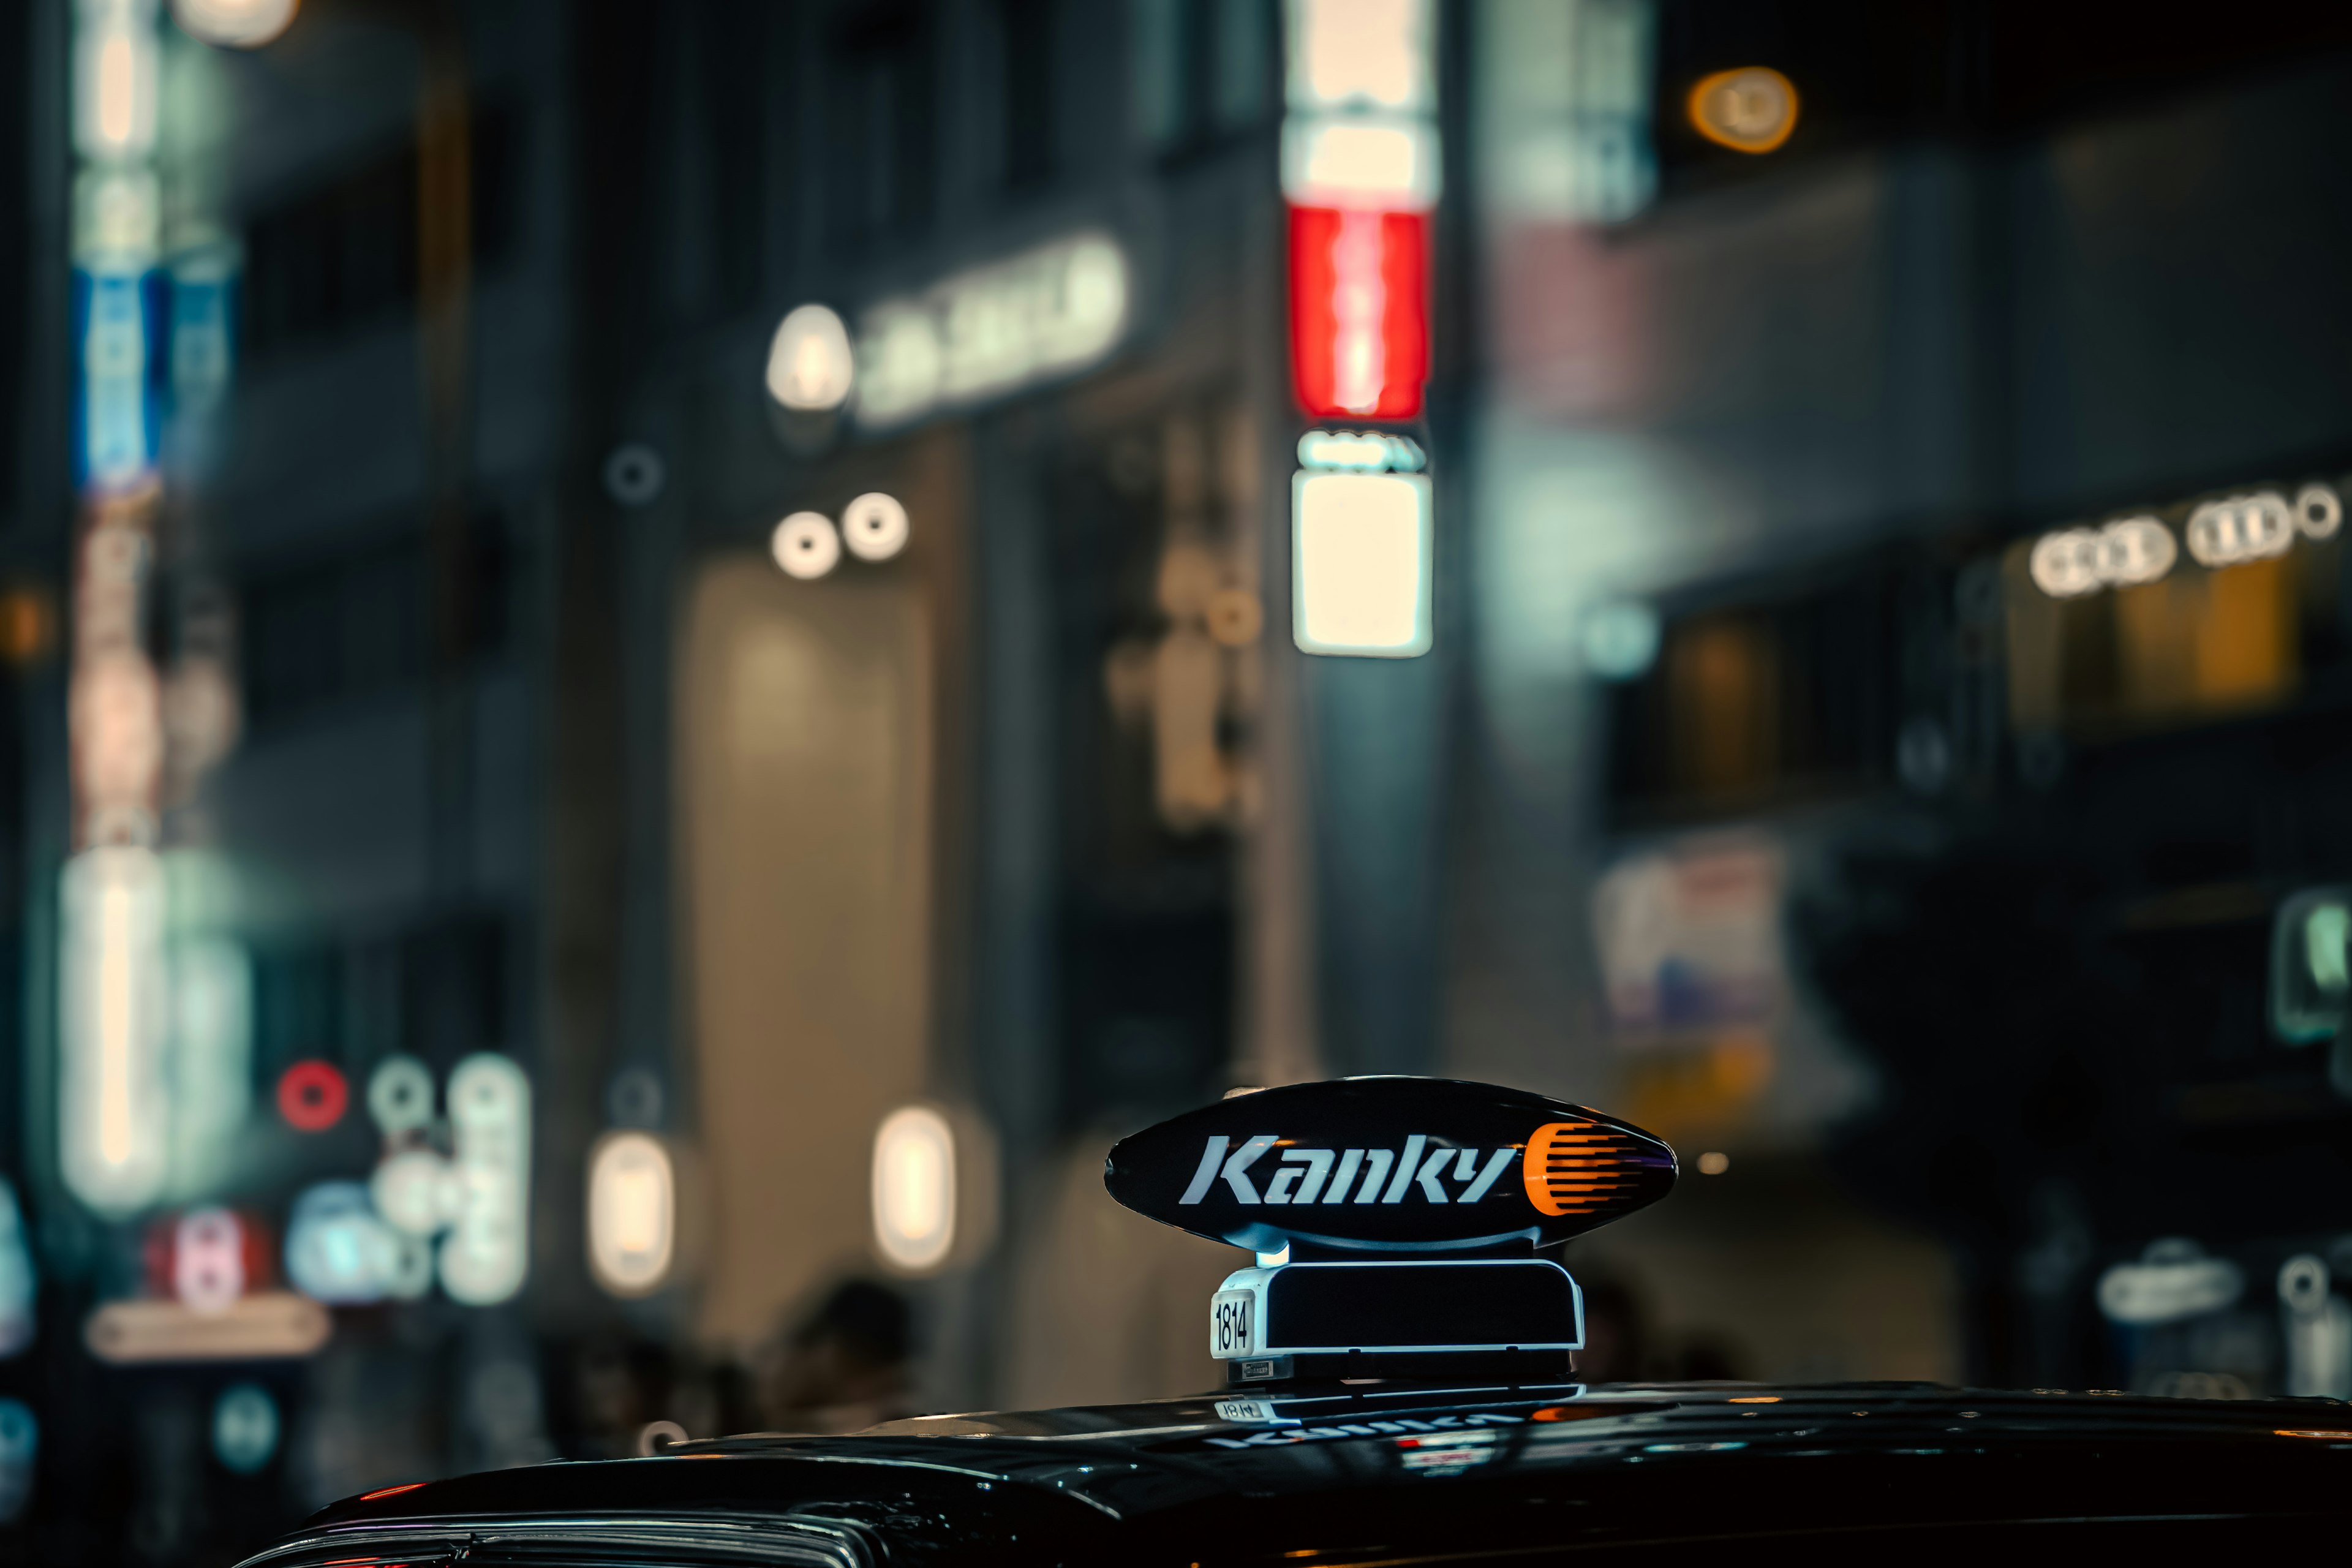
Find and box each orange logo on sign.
[1521,1120,1637,1218]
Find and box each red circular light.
[277,1060,349,1132]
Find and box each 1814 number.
[1211,1290,1256,1357]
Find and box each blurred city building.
[0,0,2348,1560]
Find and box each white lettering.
[1221,1135,1281,1204]
[1412,1145,1454,1202]
[1267,1148,1335,1205]
[1352,1147,1395,1203]
[1460,1147,1515,1202]
[1380,1135,1427,1202]
[1178,1136,1230,1205]
[1323,1148,1365,1203]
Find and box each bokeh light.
[872,1105,956,1273]
[170,0,298,48]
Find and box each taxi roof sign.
[1104,1077,1676,1258]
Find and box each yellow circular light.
[1689,67,1800,155]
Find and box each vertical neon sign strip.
[1288,207,1429,420]
[59,847,170,1214]
[439,1054,532,1306]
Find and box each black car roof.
[247,1381,2352,1567]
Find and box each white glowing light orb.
[587,1131,676,1297]
[371,1146,459,1237]
[872,1105,956,1273]
[2296,483,2343,541]
[1292,470,1433,657]
[366,1054,435,1136]
[59,847,171,1216]
[438,1053,531,1306]
[841,492,910,562]
[771,512,841,581]
[171,0,298,47]
[766,304,855,411]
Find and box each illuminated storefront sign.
[853,232,1129,429]
[1284,1,1438,657]
[61,0,251,1235]
[2027,480,2341,599]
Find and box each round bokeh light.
[172,0,300,49]
[276,1060,348,1133]
[771,512,841,581]
[840,492,910,562]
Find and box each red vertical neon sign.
[1289,206,1429,421]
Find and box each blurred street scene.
[1,0,2351,1557]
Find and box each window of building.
[254,912,512,1086]
[241,103,520,364]
[1131,0,1271,158]
[240,514,511,733]
[997,0,1060,192]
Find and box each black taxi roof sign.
[1104,1077,1676,1257]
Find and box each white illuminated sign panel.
[854,233,1129,429]
[59,846,170,1215]
[1287,0,1433,113]
[1292,471,1433,658]
[1282,116,1441,211]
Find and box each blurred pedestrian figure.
[755,1278,917,1433]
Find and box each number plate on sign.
[1210,1289,1258,1359]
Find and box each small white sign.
[1211,1288,1260,1359]
[1292,471,1433,658]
